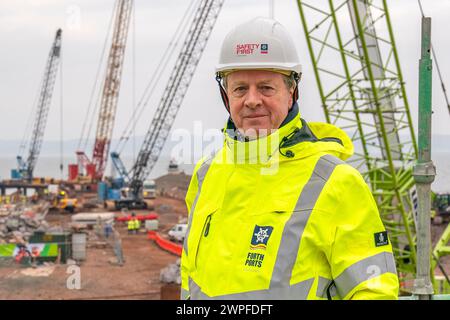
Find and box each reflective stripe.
[189,277,314,300]
[270,155,342,288]
[181,287,190,300]
[188,154,342,300]
[183,156,214,255]
[334,251,397,299]
[316,277,338,299]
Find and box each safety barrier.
[148,231,182,256]
[115,213,158,222]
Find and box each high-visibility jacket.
[134,218,141,230]
[127,219,135,231]
[181,104,399,300]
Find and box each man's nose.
[244,86,262,109]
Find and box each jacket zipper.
[195,213,213,268]
[203,214,212,237]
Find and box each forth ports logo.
[250,225,273,250]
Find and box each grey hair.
[222,73,296,92]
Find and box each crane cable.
[18,90,38,158]
[132,1,136,163]
[59,44,64,179]
[115,0,198,153]
[417,0,450,116]
[18,63,47,158]
[77,0,118,151]
[114,0,199,154]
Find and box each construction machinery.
[14,29,62,182]
[110,0,224,210]
[143,179,157,199]
[50,189,77,213]
[296,0,449,294]
[72,0,133,182]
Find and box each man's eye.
[260,86,275,92]
[233,87,247,95]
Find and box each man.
[180,17,399,300]
[128,212,140,235]
[127,213,136,235]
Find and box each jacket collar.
[222,102,354,164]
[223,103,302,163]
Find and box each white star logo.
[254,228,270,243]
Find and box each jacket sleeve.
[327,164,399,300]
[180,158,204,300]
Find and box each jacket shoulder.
[192,152,217,180]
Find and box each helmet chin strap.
[292,72,301,106]
[215,72,301,114]
[215,74,230,112]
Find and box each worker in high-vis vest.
[181,17,399,300]
[127,214,136,234]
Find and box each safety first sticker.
[236,43,269,55]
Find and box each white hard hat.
[216,17,302,77]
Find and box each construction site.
[1,0,450,300]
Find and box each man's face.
[226,70,294,138]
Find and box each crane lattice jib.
[129,0,224,197]
[25,29,62,180]
[92,0,133,180]
[111,151,130,182]
[297,0,419,288]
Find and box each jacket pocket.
[247,202,293,217]
[194,209,217,269]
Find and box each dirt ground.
[0,193,449,299]
[0,196,187,300]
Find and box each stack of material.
[160,258,181,284]
[71,212,115,226]
[155,173,191,201]
[0,202,50,244]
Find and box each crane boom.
[77,0,133,181]
[125,0,224,201]
[297,0,419,287]
[17,28,62,181]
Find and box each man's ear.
[288,87,295,110]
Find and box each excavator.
[51,189,77,213]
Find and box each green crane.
[296,0,419,292]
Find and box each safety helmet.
[216,17,301,76]
[215,17,302,111]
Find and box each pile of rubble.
[155,173,191,201]
[0,202,51,244]
[160,258,181,284]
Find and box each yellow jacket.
[127,218,139,230]
[181,105,399,300]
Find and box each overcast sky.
[1,0,449,151]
